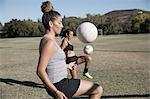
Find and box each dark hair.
[42,11,61,30]
[41,1,61,30]
[41,1,54,13]
[61,29,72,38]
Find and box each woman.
[60,29,93,79]
[36,1,103,99]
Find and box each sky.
[0,0,150,25]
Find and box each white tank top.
[39,38,68,83]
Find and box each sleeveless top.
[39,38,68,83]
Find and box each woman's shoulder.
[42,36,56,48]
[63,38,68,41]
[61,38,68,44]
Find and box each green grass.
[0,34,150,99]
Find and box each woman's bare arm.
[36,39,58,93]
[60,38,68,50]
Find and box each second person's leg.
[77,55,93,79]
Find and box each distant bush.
[3,19,44,37]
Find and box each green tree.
[145,18,150,33]
[131,13,150,33]
[101,16,123,35]
[62,17,82,35]
[4,19,19,37]
[86,14,102,27]
[0,22,3,30]
[4,19,42,37]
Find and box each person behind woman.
[36,1,103,99]
[60,29,93,79]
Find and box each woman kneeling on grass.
[36,1,103,99]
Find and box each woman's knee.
[86,56,92,62]
[96,85,103,95]
[86,83,103,96]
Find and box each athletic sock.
[83,68,88,73]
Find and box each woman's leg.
[77,55,92,71]
[77,55,93,79]
[73,79,103,99]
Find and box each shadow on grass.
[1,78,149,98]
[73,94,150,99]
[0,78,44,88]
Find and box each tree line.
[0,13,150,38]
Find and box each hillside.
[103,9,150,23]
[64,9,150,25]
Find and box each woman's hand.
[55,90,68,99]
[66,62,77,70]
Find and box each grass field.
[0,34,150,99]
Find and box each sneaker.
[83,72,93,79]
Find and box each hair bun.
[41,1,54,13]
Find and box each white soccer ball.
[76,22,98,43]
[83,45,93,55]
